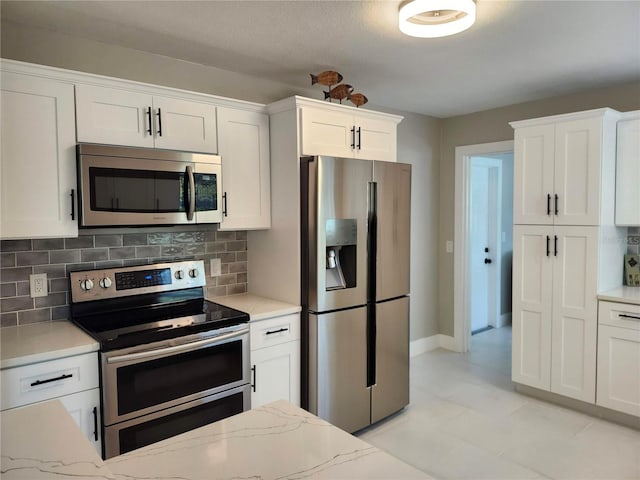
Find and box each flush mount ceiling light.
[399,0,476,38]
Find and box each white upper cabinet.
[299,102,399,162]
[512,109,619,226]
[615,112,640,226]
[76,84,217,153]
[217,108,271,230]
[1,71,78,239]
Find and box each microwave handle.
[186,165,195,221]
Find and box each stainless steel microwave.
[77,144,222,227]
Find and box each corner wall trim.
[410,334,458,357]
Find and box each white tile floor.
[357,326,640,480]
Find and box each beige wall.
[437,82,640,336]
[1,21,442,341]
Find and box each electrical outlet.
[210,258,221,277]
[30,273,48,298]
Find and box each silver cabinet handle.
[107,327,248,364]
[186,165,195,221]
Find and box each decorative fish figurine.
[310,70,343,87]
[324,84,354,103]
[348,93,368,108]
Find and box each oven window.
[89,167,186,213]
[118,391,244,455]
[116,340,243,416]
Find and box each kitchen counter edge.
[209,293,301,321]
[598,286,640,306]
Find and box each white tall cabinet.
[1,70,78,239]
[614,111,640,226]
[510,109,625,403]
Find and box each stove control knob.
[99,277,112,289]
[189,268,199,278]
[174,270,185,280]
[80,279,94,291]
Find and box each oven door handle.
[106,327,249,364]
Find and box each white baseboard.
[410,334,458,357]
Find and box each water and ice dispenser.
[325,219,357,291]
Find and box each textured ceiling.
[2,1,639,117]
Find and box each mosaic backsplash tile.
[0,226,247,327]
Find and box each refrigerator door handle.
[366,181,378,388]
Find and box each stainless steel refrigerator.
[301,155,411,433]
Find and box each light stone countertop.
[598,286,640,306]
[0,321,99,369]
[1,399,432,480]
[210,292,301,321]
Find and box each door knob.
[484,258,492,264]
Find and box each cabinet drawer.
[250,314,300,350]
[1,353,99,411]
[598,301,640,330]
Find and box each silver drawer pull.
[265,327,289,336]
[30,373,72,387]
[619,314,640,321]
[107,327,249,364]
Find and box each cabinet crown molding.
[267,95,403,124]
[0,58,267,114]
[509,107,621,129]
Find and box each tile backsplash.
[0,226,247,327]
[628,226,640,255]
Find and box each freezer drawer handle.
[619,314,640,321]
[30,373,73,387]
[265,327,289,335]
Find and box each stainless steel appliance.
[76,143,222,227]
[301,156,411,433]
[70,260,250,459]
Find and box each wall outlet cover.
[210,258,221,277]
[29,273,48,298]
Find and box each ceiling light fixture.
[399,0,476,38]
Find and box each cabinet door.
[57,388,102,455]
[512,225,553,390]
[615,116,640,226]
[597,324,640,417]
[550,226,598,402]
[217,108,271,230]
[153,96,217,153]
[251,341,300,409]
[356,116,397,162]
[75,84,154,148]
[300,107,355,158]
[1,72,78,239]
[554,117,602,226]
[513,125,555,225]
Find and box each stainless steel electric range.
[70,260,250,459]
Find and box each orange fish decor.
[348,93,368,108]
[310,70,343,87]
[323,84,354,103]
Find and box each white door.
[470,165,491,332]
[75,84,154,148]
[550,226,598,402]
[152,96,217,153]
[513,124,555,225]
[1,72,78,239]
[251,341,300,408]
[554,118,602,226]
[300,107,354,158]
[512,225,553,390]
[217,108,271,230]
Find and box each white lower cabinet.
[249,314,300,408]
[597,301,640,417]
[0,352,102,454]
[512,225,598,402]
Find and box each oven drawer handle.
[106,327,249,364]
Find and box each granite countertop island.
[1,399,431,480]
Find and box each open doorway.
[453,141,514,353]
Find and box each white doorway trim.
[453,140,514,353]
